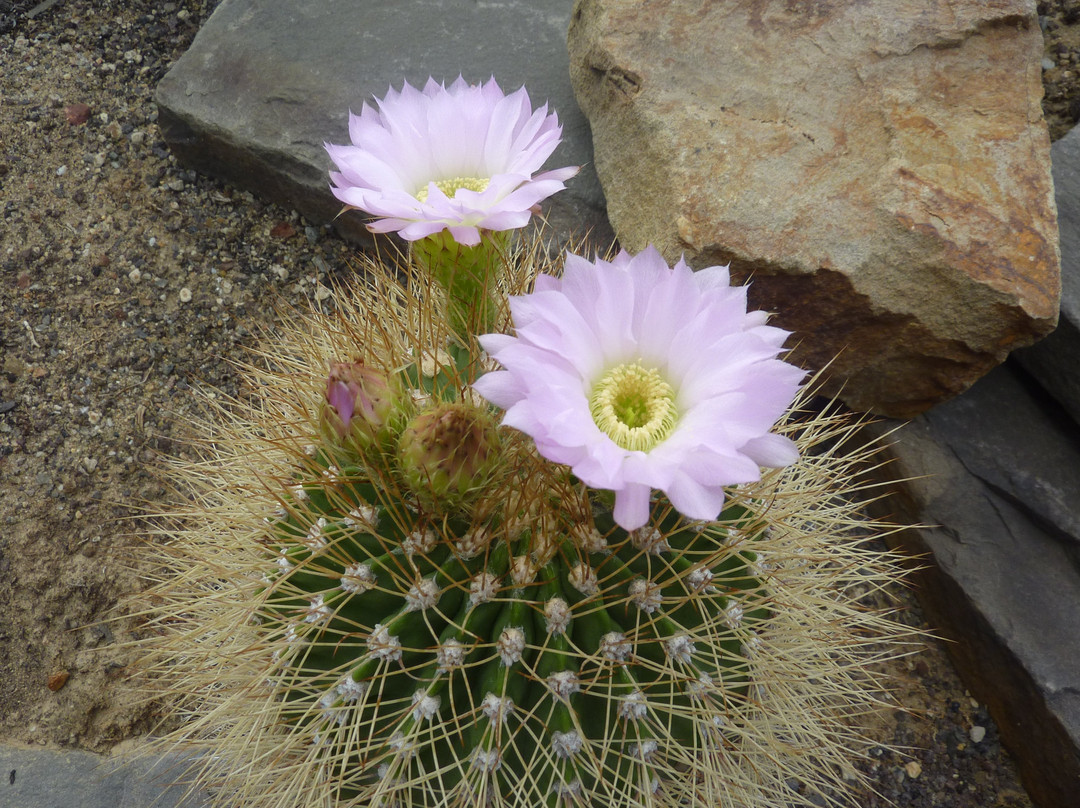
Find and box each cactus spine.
[135,237,914,808]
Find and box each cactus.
[135,237,915,808]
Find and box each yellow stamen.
[416,176,490,203]
[589,363,678,452]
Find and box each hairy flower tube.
[474,246,806,530]
[325,76,578,246]
[398,401,501,509]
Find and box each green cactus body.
[256,438,772,807]
[138,248,913,808]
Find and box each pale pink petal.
[691,261,731,290]
[741,433,800,468]
[446,224,482,246]
[473,246,803,532]
[613,484,652,531]
[532,273,561,293]
[325,77,577,242]
[471,371,523,411]
[665,472,727,523]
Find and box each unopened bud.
[321,360,399,450]
[398,402,499,510]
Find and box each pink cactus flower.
[473,246,805,531]
[325,77,578,246]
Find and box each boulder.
[568,0,1060,418]
[0,744,209,808]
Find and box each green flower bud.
[397,402,500,510]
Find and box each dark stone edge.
[155,96,374,247]
[864,419,1080,808]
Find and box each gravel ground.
[1,1,1076,807]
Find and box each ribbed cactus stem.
[252,434,772,806]
[135,242,915,808]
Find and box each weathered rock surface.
[869,362,1080,808]
[0,745,208,808]
[568,0,1060,418]
[1015,124,1080,424]
[155,0,609,248]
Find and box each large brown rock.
[568,0,1060,417]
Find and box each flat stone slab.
[154,0,610,248]
[869,362,1080,808]
[0,745,208,808]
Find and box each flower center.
[589,363,678,452]
[416,176,490,203]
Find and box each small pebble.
[270,221,296,239]
[179,287,193,303]
[904,761,922,779]
[56,165,68,177]
[64,103,91,125]
[970,726,986,744]
[128,268,142,282]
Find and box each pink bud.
[323,361,395,443]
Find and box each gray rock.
[155,0,610,249]
[1014,125,1080,425]
[0,745,209,808]
[568,0,1060,418]
[869,363,1080,808]
[922,362,1080,555]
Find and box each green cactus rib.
[256,456,772,806]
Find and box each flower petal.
[478,245,803,530]
[325,77,577,242]
[613,483,652,531]
[740,433,800,468]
